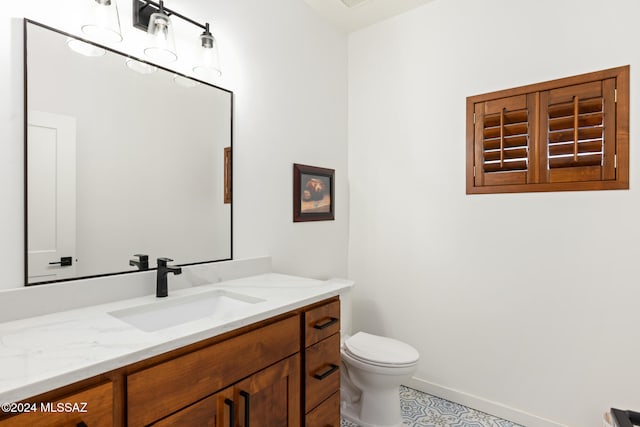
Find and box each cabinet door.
[0,382,112,427]
[151,388,234,427]
[234,354,301,427]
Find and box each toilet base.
[341,400,408,427]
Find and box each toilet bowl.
[340,332,419,427]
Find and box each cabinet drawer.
[306,391,340,427]
[305,333,340,413]
[128,315,300,426]
[304,299,340,348]
[0,382,113,427]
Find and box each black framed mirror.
[24,20,232,286]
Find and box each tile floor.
[340,386,524,427]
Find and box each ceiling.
[302,0,435,32]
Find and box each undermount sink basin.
[109,290,265,332]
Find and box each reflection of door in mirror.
[27,111,77,282]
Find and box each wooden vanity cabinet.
[0,297,342,427]
[303,299,341,427]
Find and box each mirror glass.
[25,21,232,285]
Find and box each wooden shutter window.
[475,94,530,187]
[466,66,628,194]
[542,79,615,183]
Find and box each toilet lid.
[344,332,419,366]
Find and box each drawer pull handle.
[224,398,235,427]
[313,363,339,380]
[240,390,250,427]
[77,423,88,427]
[313,317,338,330]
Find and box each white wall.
[0,0,348,289]
[348,1,640,426]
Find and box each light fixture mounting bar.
[133,0,207,32]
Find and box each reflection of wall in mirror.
[27,23,232,281]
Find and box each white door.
[27,111,77,283]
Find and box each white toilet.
[340,332,419,427]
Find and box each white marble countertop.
[0,273,352,403]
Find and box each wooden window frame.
[466,66,629,194]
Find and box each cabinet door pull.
[224,398,235,427]
[240,390,251,427]
[313,363,339,380]
[77,423,88,427]
[313,317,338,330]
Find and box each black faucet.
[129,254,149,271]
[156,257,182,298]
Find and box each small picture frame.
[293,163,335,222]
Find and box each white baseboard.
[406,377,567,427]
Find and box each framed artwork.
[293,163,335,222]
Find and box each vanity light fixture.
[81,0,123,43]
[193,23,221,80]
[133,0,222,77]
[142,0,177,63]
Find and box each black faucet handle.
[157,257,174,267]
[134,254,149,261]
[158,257,181,275]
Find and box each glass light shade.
[173,75,200,88]
[125,58,158,74]
[144,12,178,63]
[66,38,106,57]
[81,0,123,43]
[193,33,221,80]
